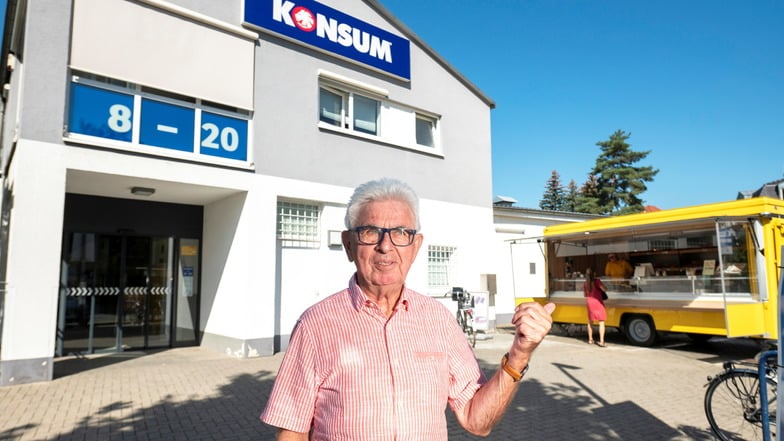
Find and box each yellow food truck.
[528,197,784,346]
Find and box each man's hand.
[454,301,556,435]
[508,302,555,368]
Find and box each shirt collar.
[348,274,411,313]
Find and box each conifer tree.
[582,130,659,215]
[563,179,579,212]
[575,174,602,214]
[539,170,565,211]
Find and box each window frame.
[415,113,437,147]
[319,85,347,128]
[276,200,321,249]
[428,245,456,289]
[317,70,443,157]
[351,93,380,136]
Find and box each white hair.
[344,178,420,230]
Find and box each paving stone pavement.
[0,326,763,440]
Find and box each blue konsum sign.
[244,0,410,80]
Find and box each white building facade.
[492,203,600,324]
[0,0,498,385]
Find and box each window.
[319,87,345,128]
[428,245,456,288]
[352,94,379,135]
[318,85,379,135]
[277,201,320,248]
[317,71,442,155]
[67,72,251,166]
[415,114,435,147]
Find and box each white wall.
[492,208,599,324]
[270,191,498,344]
[1,141,66,368]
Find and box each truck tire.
[623,315,656,347]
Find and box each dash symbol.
[157,124,178,134]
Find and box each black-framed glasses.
[350,225,417,247]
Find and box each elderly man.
[261,178,555,440]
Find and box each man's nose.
[376,230,395,250]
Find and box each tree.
[575,174,602,214]
[539,170,565,211]
[563,180,579,212]
[582,130,659,215]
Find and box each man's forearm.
[457,357,527,436]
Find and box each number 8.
[107,104,132,133]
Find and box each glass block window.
[277,201,320,248]
[428,245,456,288]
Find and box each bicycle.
[704,348,778,441]
[450,287,476,348]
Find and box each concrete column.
[1,140,66,385]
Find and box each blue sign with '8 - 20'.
[67,81,249,163]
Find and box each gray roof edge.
[494,205,605,220]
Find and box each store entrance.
[57,233,199,355]
[57,193,203,356]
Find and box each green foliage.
[563,180,579,212]
[574,174,602,213]
[537,130,659,215]
[588,130,659,215]
[539,170,565,211]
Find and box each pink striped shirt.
[261,275,485,440]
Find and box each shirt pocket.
[413,351,449,398]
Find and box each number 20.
[201,123,239,152]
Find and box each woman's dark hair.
[585,267,596,283]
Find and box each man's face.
[342,199,423,295]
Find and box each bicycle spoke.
[705,370,776,441]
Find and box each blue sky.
[381,0,783,210]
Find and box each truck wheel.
[623,315,656,347]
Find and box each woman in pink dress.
[583,268,607,347]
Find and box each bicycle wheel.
[465,311,476,348]
[704,369,776,441]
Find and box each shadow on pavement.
[447,361,716,441]
[6,360,713,441]
[53,349,167,379]
[4,327,759,440]
[1,368,281,440]
[549,323,764,363]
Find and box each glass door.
[174,238,199,345]
[148,237,173,347]
[59,233,123,354]
[121,236,150,349]
[58,233,179,355]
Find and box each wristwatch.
[501,352,529,382]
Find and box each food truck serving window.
[546,217,762,299]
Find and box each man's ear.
[341,230,353,262]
